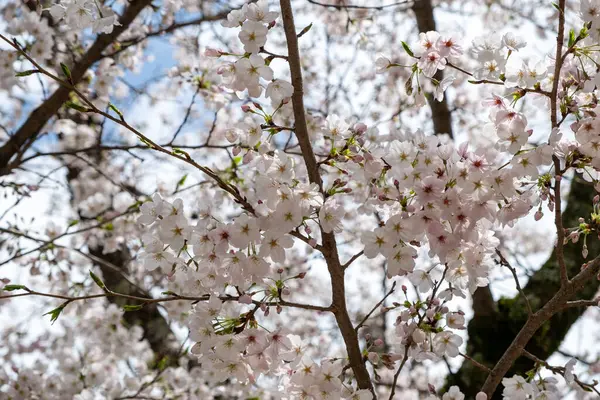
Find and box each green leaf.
[297,23,312,38]
[123,304,145,312]
[68,219,79,227]
[3,284,29,292]
[44,303,66,324]
[176,174,188,189]
[401,41,414,57]
[139,137,154,148]
[108,102,124,121]
[60,63,72,83]
[65,101,91,113]
[16,70,40,77]
[568,28,576,48]
[89,271,106,291]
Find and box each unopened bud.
[241,104,251,113]
[282,287,291,296]
[402,285,407,293]
[476,393,488,400]
[305,226,312,234]
[276,304,282,314]
[238,294,252,304]
[428,384,436,394]
[354,123,368,134]
[204,47,222,57]
[534,210,543,221]
[374,338,384,346]
[243,151,255,164]
[309,239,317,248]
[297,272,307,279]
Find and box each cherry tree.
[1,0,600,399]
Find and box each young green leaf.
[401,41,414,58]
[60,63,72,83]
[3,284,29,292]
[298,23,312,38]
[44,303,66,325]
[108,102,124,121]
[89,271,107,291]
[16,70,40,77]
[65,101,91,113]
[176,174,188,189]
[568,28,576,48]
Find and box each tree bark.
[447,176,600,398]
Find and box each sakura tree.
[1,0,600,399]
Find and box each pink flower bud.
[374,338,384,346]
[238,294,252,304]
[232,146,242,156]
[241,104,251,113]
[309,239,317,248]
[282,287,291,296]
[476,393,488,400]
[426,309,435,318]
[367,352,379,364]
[354,122,368,134]
[402,285,407,293]
[305,226,312,234]
[243,151,254,164]
[428,384,436,394]
[534,210,543,221]
[297,272,307,279]
[276,304,282,314]
[204,47,222,57]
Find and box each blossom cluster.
[48,0,121,34]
